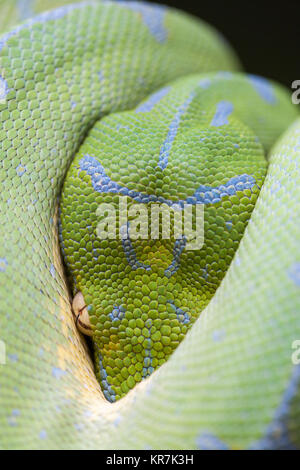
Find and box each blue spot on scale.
[7,417,18,427]
[0,75,8,101]
[108,305,126,322]
[96,346,116,403]
[158,90,196,170]
[114,415,122,427]
[0,257,8,272]
[198,78,211,89]
[50,264,56,279]
[121,3,167,43]
[212,329,226,342]
[202,267,208,280]
[248,75,277,104]
[143,320,153,378]
[17,0,33,20]
[39,430,47,440]
[52,367,67,379]
[164,238,186,277]
[249,365,300,449]
[120,223,151,271]
[79,155,257,208]
[288,263,300,287]
[16,164,26,177]
[135,86,170,113]
[167,301,190,324]
[210,101,233,127]
[7,354,18,363]
[217,71,233,80]
[74,423,84,431]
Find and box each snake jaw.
[72,292,93,337]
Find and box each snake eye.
[72,292,93,337]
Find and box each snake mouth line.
[75,314,93,334]
[71,292,93,336]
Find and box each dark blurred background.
[149,0,299,88]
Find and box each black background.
[148,0,299,88]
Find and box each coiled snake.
[0,0,299,450]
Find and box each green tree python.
[0,0,299,450]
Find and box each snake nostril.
[72,292,93,337]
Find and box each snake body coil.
[0,0,299,450]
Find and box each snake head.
[58,73,297,402]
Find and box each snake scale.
[0,0,300,450]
